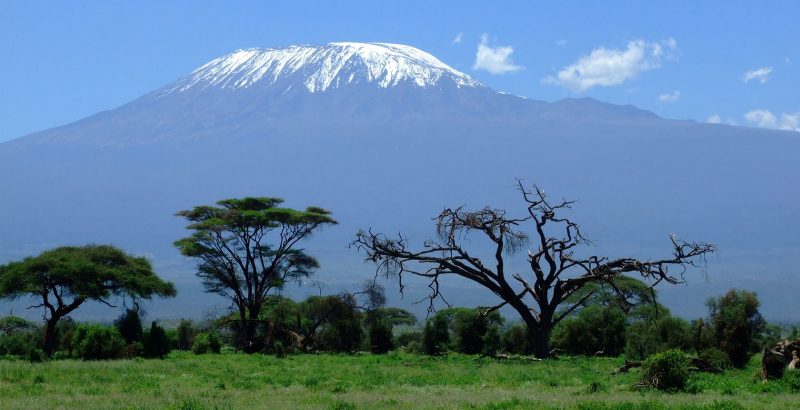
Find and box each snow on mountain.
[161,42,483,95]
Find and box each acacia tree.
[353,183,714,358]
[174,197,336,351]
[0,245,176,356]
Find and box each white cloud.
[744,109,800,131]
[555,39,567,47]
[658,90,681,103]
[452,33,463,44]
[707,115,721,124]
[742,67,773,84]
[542,38,678,91]
[473,34,523,74]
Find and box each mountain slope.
[0,43,797,321]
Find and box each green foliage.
[552,305,627,356]
[422,313,450,355]
[625,313,691,360]
[782,369,800,392]
[502,324,528,354]
[481,324,503,356]
[395,330,422,349]
[757,323,783,349]
[0,316,41,358]
[369,307,416,327]
[367,320,394,354]
[562,276,655,316]
[0,315,36,336]
[705,289,766,368]
[0,245,175,356]
[143,321,171,359]
[699,348,733,371]
[176,319,197,350]
[0,245,176,304]
[192,332,221,354]
[73,324,125,360]
[639,349,691,392]
[451,308,503,354]
[174,197,336,351]
[319,306,362,353]
[114,308,143,344]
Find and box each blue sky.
[1,1,797,142]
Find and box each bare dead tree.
[352,182,715,358]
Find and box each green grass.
[0,352,795,409]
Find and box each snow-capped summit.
[161,42,483,95]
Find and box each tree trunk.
[237,308,249,351]
[243,304,262,353]
[528,323,551,359]
[43,318,59,357]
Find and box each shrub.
[481,324,503,356]
[368,321,394,354]
[699,348,733,371]
[28,348,45,363]
[122,341,145,358]
[782,369,800,393]
[73,325,125,360]
[143,321,171,359]
[705,289,766,368]
[639,349,691,392]
[625,315,692,360]
[114,309,143,344]
[176,319,197,350]
[503,324,528,354]
[192,332,221,354]
[552,305,627,356]
[422,313,450,355]
[0,331,40,357]
[394,330,422,348]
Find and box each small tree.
[368,320,394,354]
[552,305,627,356]
[115,308,144,344]
[175,197,335,351]
[143,321,171,359]
[706,289,766,368]
[176,319,197,350]
[0,245,176,356]
[422,313,450,355]
[354,183,714,358]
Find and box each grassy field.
[0,352,797,409]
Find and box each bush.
[143,321,171,359]
[625,315,692,360]
[481,324,503,356]
[699,348,733,371]
[639,349,691,392]
[782,369,800,393]
[394,330,422,348]
[503,324,528,354]
[368,321,394,354]
[422,313,450,355]
[122,341,145,358]
[0,331,40,357]
[73,325,125,360]
[192,332,221,354]
[176,319,197,350]
[552,306,627,356]
[705,289,766,368]
[114,309,143,344]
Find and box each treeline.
[0,191,797,391]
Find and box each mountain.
[1,43,798,321]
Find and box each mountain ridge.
[0,42,797,321]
